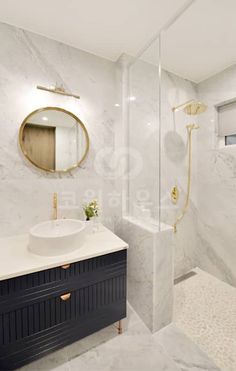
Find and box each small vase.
[84,217,93,235]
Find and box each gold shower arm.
[172,100,195,112]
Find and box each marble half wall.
[116,216,173,333]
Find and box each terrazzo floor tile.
[174,267,236,371]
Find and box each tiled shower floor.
[174,267,236,371]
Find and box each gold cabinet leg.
[114,320,123,334]
[117,320,122,335]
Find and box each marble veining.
[18,304,220,371]
[117,216,173,333]
[196,63,236,286]
[0,22,120,237]
[156,323,220,371]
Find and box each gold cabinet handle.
[61,264,71,270]
[60,293,71,301]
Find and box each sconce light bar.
[37,85,80,100]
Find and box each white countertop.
[0,226,128,281]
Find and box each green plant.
[83,199,99,220]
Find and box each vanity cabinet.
[0,249,127,370]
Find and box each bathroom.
[0,0,235,370]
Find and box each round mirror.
[19,107,89,172]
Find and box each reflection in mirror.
[19,107,89,172]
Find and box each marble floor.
[20,303,219,371]
[174,267,236,371]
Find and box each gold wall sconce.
[37,84,80,100]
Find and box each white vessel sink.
[29,219,89,256]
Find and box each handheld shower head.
[186,123,199,130]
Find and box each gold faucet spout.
[53,192,58,220]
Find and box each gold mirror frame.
[19,107,89,173]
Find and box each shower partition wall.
[117,1,197,333]
[117,37,174,333]
[114,0,203,333]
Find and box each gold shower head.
[172,100,207,115]
[184,101,207,115]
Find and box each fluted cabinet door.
[0,250,127,370]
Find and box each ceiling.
[0,0,187,61]
[162,0,236,83]
[0,0,235,83]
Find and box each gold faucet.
[52,192,58,220]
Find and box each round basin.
[29,219,88,256]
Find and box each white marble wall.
[0,22,121,237]
[128,47,160,221]
[160,69,200,278]
[125,54,236,286]
[196,64,236,286]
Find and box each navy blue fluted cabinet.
[0,249,127,370]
